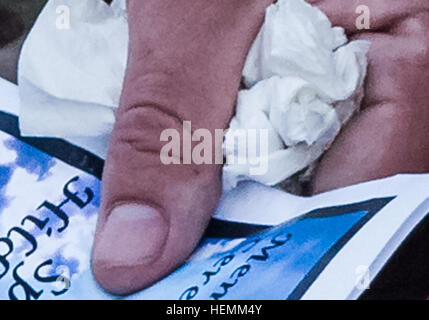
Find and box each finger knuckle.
[114,103,184,157]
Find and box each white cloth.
[18,0,369,191]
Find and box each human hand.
[91,0,274,295]
[309,0,429,192]
[91,0,429,296]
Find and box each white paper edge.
[0,77,19,116]
[301,174,429,300]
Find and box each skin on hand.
[91,0,274,295]
[2,0,427,296]
[308,0,429,192]
[91,0,429,295]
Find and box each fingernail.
[93,204,168,267]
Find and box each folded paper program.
[17,0,369,192]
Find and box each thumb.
[91,0,273,295]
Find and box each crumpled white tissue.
[18,0,128,157]
[223,0,369,190]
[18,0,369,191]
